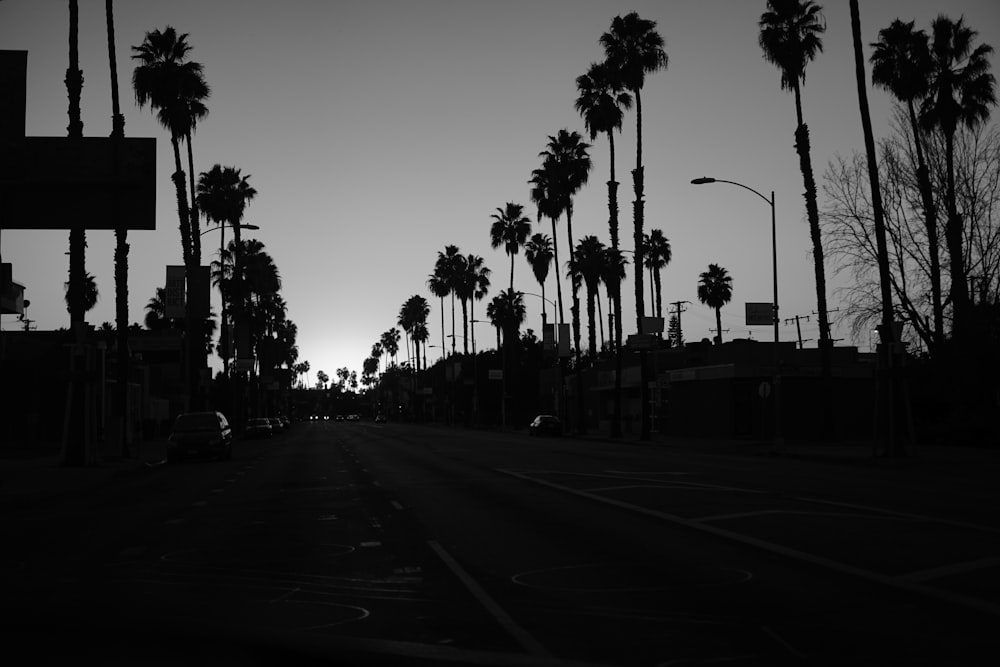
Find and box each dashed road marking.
[390,500,404,511]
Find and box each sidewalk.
[0,437,168,507]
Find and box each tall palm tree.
[576,60,633,438]
[539,130,592,433]
[871,19,943,348]
[697,264,734,345]
[144,287,174,331]
[571,236,608,358]
[759,0,831,354]
[600,12,668,335]
[456,254,491,356]
[435,245,464,356]
[920,15,996,342]
[197,164,257,373]
[643,228,672,320]
[529,163,565,326]
[524,233,554,324]
[491,289,527,345]
[132,26,208,273]
[489,202,532,292]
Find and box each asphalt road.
[4,421,998,665]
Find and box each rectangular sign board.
[165,266,186,319]
[745,302,773,326]
[0,136,156,230]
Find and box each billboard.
[745,302,774,326]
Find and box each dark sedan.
[244,418,273,439]
[529,414,562,436]
[167,411,233,462]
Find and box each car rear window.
[173,413,219,432]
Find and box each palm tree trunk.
[170,135,193,269]
[587,288,597,358]
[439,296,446,360]
[608,130,623,439]
[107,0,131,455]
[551,216,565,325]
[633,87,650,441]
[715,307,723,345]
[566,205,585,434]
[450,293,457,356]
[793,81,833,438]
[597,288,605,351]
[509,253,514,293]
[186,134,201,265]
[66,0,86,325]
[907,101,943,349]
[461,298,469,356]
[654,267,663,320]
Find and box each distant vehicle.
[348,414,361,422]
[374,414,386,423]
[529,414,561,437]
[168,411,233,462]
[245,417,273,439]
[268,417,284,433]
[335,414,345,422]
[279,416,291,430]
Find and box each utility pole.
[812,308,840,343]
[669,300,690,347]
[784,314,811,349]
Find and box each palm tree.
[571,236,608,358]
[758,0,831,359]
[489,202,532,292]
[381,329,400,368]
[524,233,554,324]
[529,163,565,326]
[197,164,257,373]
[600,12,668,335]
[491,289,527,345]
[132,26,209,273]
[434,245,464,356]
[576,59,633,438]
[643,228,672,320]
[920,15,996,342]
[871,19,943,348]
[455,254,491,356]
[64,272,98,315]
[698,264,734,345]
[144,287,174,330]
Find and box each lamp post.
[691,177,782,448]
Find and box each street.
[4,421,999,665]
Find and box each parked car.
[167,411,233,462]
[374,414,386,423]
[245,417,273,439]
[279,415,291,430]
[268,417,285,433]
[529,414,561,436]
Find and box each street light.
[691,176,782,448]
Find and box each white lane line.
[427,540,551,659]
[794,495,1000,535]
[694,510,900,522]
[270,587,301,604]
[898,557,1000,583]
[192,501,208,507]
[497,468,1000,618]
[390,500,405,511]
[522,470,762,494]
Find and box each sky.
[2,0,998,384]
